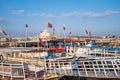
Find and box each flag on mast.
[46,22,52,28]
[85,29,88,35]
[25,24,28,28]
[63,26,66,30]
[2,30,7,36]
[69,32,72,34]
[0,29,7,36]
[63,24,66,30]
[39,38,43,45]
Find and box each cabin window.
[109,69,114,71]
[97,61,102,64]
[106,61,111,64]
[99,65,103,68]
[100,69,104,71]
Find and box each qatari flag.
[0,29,7,36]
[63,26,66,30]
[46,22,52,28]
[25,24,28,28]
[2,30,7,36]
[85,29,88,35]
[39,38,43,45]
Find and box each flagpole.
[25,24,28,48]
[63,30,65,38]
[53,27,55,36]
[43,57,46,80]
[63,25,66,38]
[62,25,66,47]
[58,22,60,37]
[89,31,91,41]
[85,29,88,46]
[38,36,40,48]
[69,32,72,46]
[45,22,49,31]
[25,27,27,47]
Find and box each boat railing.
[0,61,25,79]
[66,46,120,58]
[2,56,45,67]
[46,57,120,78]
[0,51,46,67]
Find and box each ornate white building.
[39,29,51,40]
[31,29,52,41]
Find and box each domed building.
[39,29,51,40]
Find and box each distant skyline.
[0,0,120,37]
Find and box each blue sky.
[0,0,120,37]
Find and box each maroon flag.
[0,29,7,36]
[85,29,88,35]
[63,26,66,30]
[39,38,43,45]
[46,22,52,28]
[2,30,7,36]
[25,24,28,28]
[69,32,72,34]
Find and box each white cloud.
[11,10,24,15]
[27,10,119,19]
[81,10,119,18]
[32,13,40,16]
[59,11,78,18]
[0,17,5,22]
[40,13,46,16]
[0,17,3,21]
[58,10,119,18]
[28,13,56,18]
[27,13,41,16]
[44,14,56,18]
[5,6,11,9]
[0,17,8,25]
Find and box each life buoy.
[0,55,3,62]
